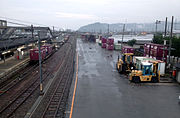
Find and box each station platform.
[0,56,29,83]
[68,39,180,118]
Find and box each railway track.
[41,55,73,117]
[0,63,39,96]
[28,38,76,118]
[0,49,57,96]
[0,40,74,117]
[41,40,75,118]
[0,69,52,117]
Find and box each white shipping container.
[176,71,180,83]
[96,39,99,43]
[158,62,165,75]
[134,56,165,76]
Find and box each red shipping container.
[30,48,46,61]
[101,38,107,43]
[101,43,106,48]
[144,43,168,58]
[150,44,168,57]
[144,43,151,56]
[122,46,134,54]
[107,38,114,45]
[106,44,114,50]
[42,44,53,55]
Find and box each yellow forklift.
[129,61,160,83]
[116,53,135,73]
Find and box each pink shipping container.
[107,38,114,45]
[42,44,53,55]
[30,48,46,61]
[101,38,107,43]
[122,46,134,54]
[101,43,106,48]
[151,46,168,57]
[144,43,168,62]
[106,44,114,50]
[144,43,151,56]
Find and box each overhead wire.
[0,16,62,30]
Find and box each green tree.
[152,34,180,57]
[152,33,164,44]
[127,39,136,47]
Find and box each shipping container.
[144,43,168,62]
[101,38,107,43]
[107,38,114,45]
[114,44,121,50]
[106,44,114,50]
[98,39,102,46]
[96,39,99,43]
[42,44,53,56]
[101,43,106,48]
[88,35,96,42]
[133,56,165,76]
[30,48,46,61]
[122,46,134,54]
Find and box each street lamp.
[155,20,161,34]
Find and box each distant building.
[0,20,7,35]
[173,30,180,38]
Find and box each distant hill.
[78,22,180,33]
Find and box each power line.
[7,21,29,27]
[0,16,48,27]
[0,16,62,30]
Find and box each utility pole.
[164,17,168,37]
[168,16,174,64]
[163,17,168,61]
[155,20,161,35]
[31,24,34,40]
[107,24,109,35]
[38,31,43,95]
[121,24,125,51]
[53,26,55,36]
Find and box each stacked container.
[122,46,134,54]
[101,38,107,48]
[144,43,168,62]
[106,38,114,50]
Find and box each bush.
[127,39,136,47]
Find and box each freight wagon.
[30,48,46,61]
[42,44,53,56]
[30,44,54,62]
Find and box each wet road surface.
[72,39,180,118]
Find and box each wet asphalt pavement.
[72,39,180,118]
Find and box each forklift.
[116,53,135,74]
[129,61,160,83]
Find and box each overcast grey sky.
[1,0,180,30]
